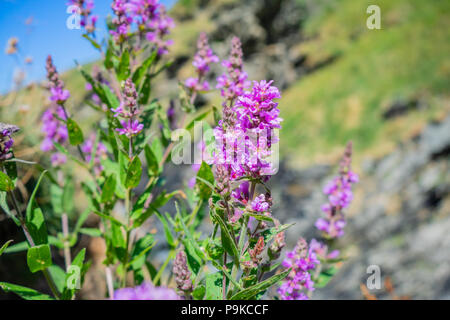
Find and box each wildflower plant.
[0,0,359,301]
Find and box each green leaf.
[196,162,214,200]
[138,76,152,105]
[102,84,120,110]
[27,244,52,273]
[92,210,125,228]
[67,118,84,146]
[245,213,274,223]
[315,266,339,288]
[260,223,295,244]
[144,144,160,176]
[0,282,54,300]
[211,211,239,267]
[82,34,101,50]
[62,249,86,300]
[47,265,66,294]
[0,171,14,191]
[125,156,142,189]
[205,272,223,300]
[104,46,114,69]
[132,51,157,87]
[153,211,175,248]
[101,174,116,203]
[4,160,17,180]
[185,109,211,131]
[117,50,130,81]
[213,105,221,124]
[230,268,291,300]
[79,228,102,237]
[129,234,156,270]
[192,285,206,300]
[0,240,13,257]
[25,171,48,245]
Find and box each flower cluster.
[214,80,282,181]
[0,125,18,161]
[144,5,174,56]
[217,36,249,105]
[68,0,98,34]
[185,33,219,94]
[172,250,193,295]
[81,134,107,175]
[315,142,358,238]
[278,238,320,300]
[112,78,143,137]
[114,282,180,300]
[110,0,133,44]
[110,0,174,54]
[41,107,68,166]
[46,56,70,105]
[41,56,70,166]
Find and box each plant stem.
[61,213,72,271]
[222,252,227,300]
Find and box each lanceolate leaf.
[67,118,84,146]
[0,240,13,257]
[117,50,130,81]
[211,211,239,267]
[230,268,291,300]
[125,156,142,189]
[25,171,48,245]
[0,171,14,192]
[101,174,116,203]
[196,162,214,200]
[0,282,54,300]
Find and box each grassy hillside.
[281,0,450,166]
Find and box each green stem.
[153,249,176,285]
[122,188,132,288]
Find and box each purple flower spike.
[217,36,250,105]
[278,238,320,300]
[185,33,218,96]
[113,78,144,138]
[315,142,358,239]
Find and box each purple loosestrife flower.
[124,0,174,54]
[0,125,19,161]
[110,0,133,44]
[217,36,250,105]
[145,5,174,56]
[114,282,180,300]
[278,238,320,300]
[81,134,107,175]
[68,0,98,34]
[315,142,358,239]
[112,78,144,138]
[45,56,70,105]
[41,56,70,166]
[172,250,193,295]
[214,80,282,181]
[185,33,219,95]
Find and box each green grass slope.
[281,0,450,166]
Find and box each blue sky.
[0,0,176,94]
